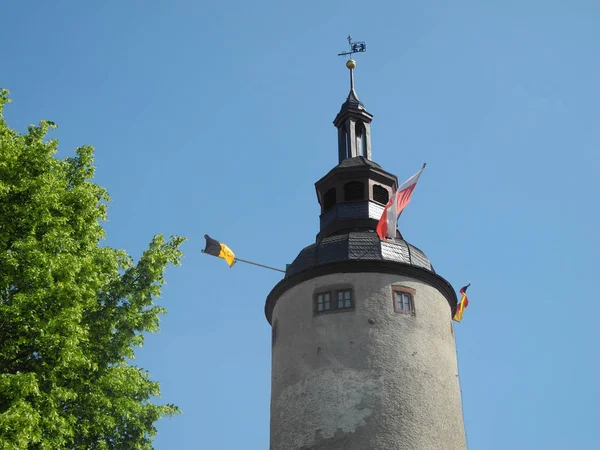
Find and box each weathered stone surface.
[270,272,466,450]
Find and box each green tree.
[0,89,185,449]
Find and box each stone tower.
[265,60,467,450]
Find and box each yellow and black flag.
[203,234,235,267]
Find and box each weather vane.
[337,35,367,57]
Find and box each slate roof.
[339,88,365,111]
[285,231,434,278]
[334,156,383,170]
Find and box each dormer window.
[323,188,337,210]
[373,184,389,205]
[344,181,364,201]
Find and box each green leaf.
[0,90,185,449]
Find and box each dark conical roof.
[334,156,382,170]
[340,88,364,110]
[285,231,434,278]
[265,231,458,323]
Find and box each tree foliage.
[0,90,185,449]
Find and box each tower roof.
[333,155,382,170]
[265,231,458,323]
[285,232,434,277]
[339,59,365,111]
[264,37,459,325]
[314,55,394,241]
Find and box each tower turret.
[334,59,373,162]
[266,47,467,450]
[316,59,399,241]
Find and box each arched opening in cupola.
[373,184,390,205]
[355,121,367,157]
[344,181,364,201]
[323,188,337,210]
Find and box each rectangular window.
[336,289,353,309]
[315,288,353,315]
[317,292,331,312]
[392,286,416,314]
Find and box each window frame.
[315,291,332,313]
[392,286,416,315]
[335,288,353,310]
[314,286,355,316]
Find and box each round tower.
[265,59,467,450]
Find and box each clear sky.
[2,1,599,449]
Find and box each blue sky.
[2,1,599,448]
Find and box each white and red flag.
[376,163,426,240]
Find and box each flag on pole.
[376,163,426,240]
[453,283,471,322]
[203,234,236,267]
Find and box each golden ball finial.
[346,59,356,69]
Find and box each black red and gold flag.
[452,283,470,322]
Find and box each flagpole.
[201,250,286,273]
[234,257,286,273]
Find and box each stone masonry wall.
[270,272,466,450]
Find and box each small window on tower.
[315,292,331,313]
[344,181,364,201]
[323,188,337,211]
[392,286,416,315]
[373,185,389,205]
[336,289,353,309]
[314,288,354,315]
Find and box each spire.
[334,37,373,163]
[345,59,362,108]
